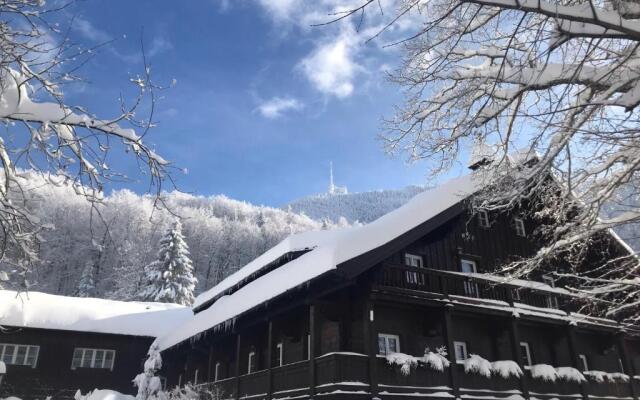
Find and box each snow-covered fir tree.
[77,263,96,298]
[139,220,198,305]
[134,343,166,400]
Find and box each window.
[275,343,283,367]
[512,289,521,302]
[460,259,479,297]
[542,275,559,309]
[71,348,115,370]
[405,253,424,285]
[0,343,39,368]
[478,210,490,228]
[214,362,221,381]
[405,253,423,268]
[514,218,526,237]
[378,334,400,356]
[194,369,199,385]
[248,351,256,374]
[454,341,468,363]
[520,342,532,368]
[578,354,589,371]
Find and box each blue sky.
[57,0,458,206]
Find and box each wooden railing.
[374,264,573,312]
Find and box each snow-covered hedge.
[491,360,523,379]
[386,346,450,375]
[584,371,631,383]
[387,353,420,376]
[530,364,559,382]
[464,354,493,378]
[556,367,586,383]
[75,390,135,400]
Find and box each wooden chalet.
[0,291,191,399]
[157,174,640,400]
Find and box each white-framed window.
[454,341,468,363]
[248,351,256,374]
[460,259,479,297]
[275,342,283,367]
[514,218,526,237]
[578,354,589,372]
[404,254,424,285]
[405,253,423,268]
[378,334,400,356]
[71,348,115,370]
[214,362,221,381]
[194,369,199,385]
[520,342,532,368]
[512,288,521,301]
[478,210,490,228]
[542,275,559,309]
[0,343,39,368]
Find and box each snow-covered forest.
[0,172,323,300]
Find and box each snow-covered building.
[156,173,640,400]
[0,291,192,399]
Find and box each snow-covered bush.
[491,360,523,379]
[75,389,135,400]
[423,347,450,372]
[556,367,586,383]
[608,372,630,382]
[134,344,166,400]
[530,364,559,382]
[387,352,419,376]
[464,354,492,378]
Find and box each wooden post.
[442,305,459,399]
[207,344,214,382]
[234,333,242,400]
[508,317,529,399]
[267,321,274,400]
[364,299,378,397]
[567,325,589,400]
[309,304,317,398]
[616,332,637,400]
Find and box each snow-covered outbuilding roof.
[157,174,479,350]
[0,290,193,338]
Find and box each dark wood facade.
[0,326,153,399]
[160,205,640,400]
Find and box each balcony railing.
[374,264,573,312]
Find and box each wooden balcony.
[374,264,574,312]
[194,352,635,400]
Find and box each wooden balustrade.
[374,264,573,312]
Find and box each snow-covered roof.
[0,290,193,338]
[158,174,479,350]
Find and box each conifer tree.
[139,220,197,305]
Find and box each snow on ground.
[159,175,478,350]
[75,389,135,400]
[0,290,192,337]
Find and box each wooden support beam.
[442,306,459,399]
[508,317,529,399]
[309,304,317,398]
[234,333,241,400]
[267,321,274,400]
[364,299,379,397]
[616,332,637,400]
[567,325,590,400]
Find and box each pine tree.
[139,220,197,305]
[77,262,96,298]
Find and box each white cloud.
[299,32,360,98]
[72,17,110,42]
[258,0,300,21]
[257,96,304,119]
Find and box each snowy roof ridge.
[159,174,479,350]
[0,290,193,337]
